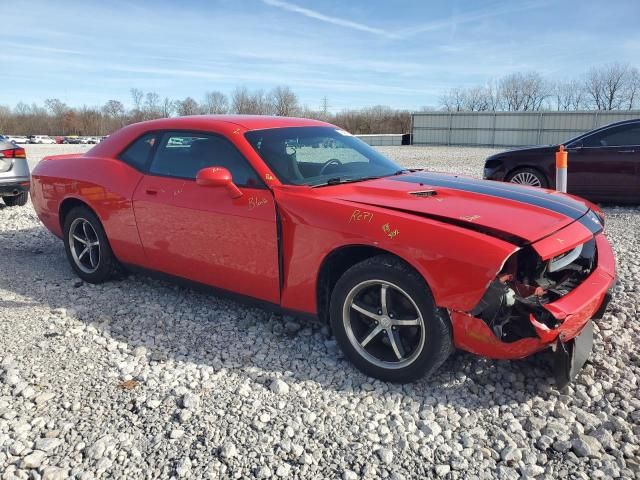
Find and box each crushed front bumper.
[451,233,616,367]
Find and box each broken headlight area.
[471,238,597,343]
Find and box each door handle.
[145,188,158,195]
[618,150,636,153]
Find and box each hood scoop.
[409,189,437,198]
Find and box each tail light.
[0,147,26,159]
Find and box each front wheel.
[63,206,120,283]
[330,255,453,383]
[507,168,548,188]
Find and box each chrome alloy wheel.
[510,171,542,187]
[342,280,426,369]
[68,218,101,274]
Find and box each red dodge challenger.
[31,116,616,386]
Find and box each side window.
[582,124,640,147]
[599,125,640,147]
[119,133,157,171]
[148,132,262,186]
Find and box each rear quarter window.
[119,133,157,171]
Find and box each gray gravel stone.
[435,464,451,477]
[500,446,522,463]
[269,379,290,395]
[41,466,68,480]
[21,450,46,469]
[572,435,602,457]
[343,470,358,480]
[35,437,61,452]
[219,442,237,459]
[181,393,200,410]
[377,447,393,465]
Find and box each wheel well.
[59,198,93,231]
[506,166,549,185]
[316,245,415,324]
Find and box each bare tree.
[485,80,502,111]
[499,72,549,111]
[44,98,70,134]
[44,98,68,117]
[269,86,299,116]
[13,102,29,117]
[231,86,252,114]
[463,86,495,111]
[625,67,640,110]
[175,97,200,116]
[231,87,272,114]
[102,99,125,132]
[129,88,145,122]
[77,105,102,135]
[202,91,229,114]
[161,97,175,118]
[102,100,125,119]
[553,80,585,110]
[63,110,80,135]
[439,88,465,112]
[0,105,10,132]
[144,92,162,119]
[130,89,144,110]
[584,63,631,110]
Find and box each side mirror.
[196,166,243,198]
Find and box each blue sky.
[2,0,639,111]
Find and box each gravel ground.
[1,145,639,479]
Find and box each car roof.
[588,118,639,132]
[87,115,339,158]
[565,117,640,144]
[131,115,333,131]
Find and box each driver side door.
[132,131,280,303]
[567,122,640,201]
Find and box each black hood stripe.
[391,173,587,220]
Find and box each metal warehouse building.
[411,111,640,147]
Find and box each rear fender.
[31,155,146,264]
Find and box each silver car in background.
[0,136,30,206]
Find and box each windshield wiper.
[311,170,411,188]
[311,175,382,187]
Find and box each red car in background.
[30,116,616,386]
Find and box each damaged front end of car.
[451,213,616,388]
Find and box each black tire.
[62,206,120,283]
[506,168,548,188]
[2,192,28,207]
[330,255,453,383]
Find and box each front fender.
[274,189,517,314]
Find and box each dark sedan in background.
[484,119,640,203]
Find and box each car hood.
[486,144,557,160]
[329,171,591,244]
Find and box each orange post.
[555,144,568,192]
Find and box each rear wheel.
[2,192,28,206]
[507,168,548,188]
[330,255,453,383]
[63,206,120,283]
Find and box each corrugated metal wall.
[356,134,404,146]
[411,111,640,147]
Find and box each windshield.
[244,126,403,186]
